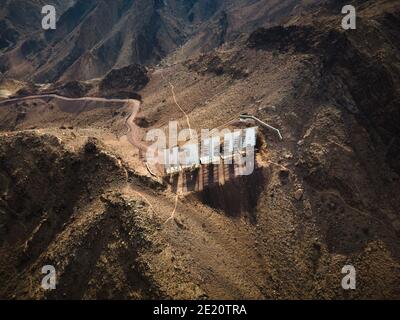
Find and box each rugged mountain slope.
[0,0,400,299]
[0,0,324,82]
[0,134,178,299]
[0,0,75,51]
[138,0,400,298]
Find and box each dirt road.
[0,94,146,153]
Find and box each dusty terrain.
[0,0,400,300]
[0,0,324,82]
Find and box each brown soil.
[0,0,400,300]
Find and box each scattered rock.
[279,169,290,185]
[284,152,293,159]
[294,189,304,201]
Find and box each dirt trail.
[0,94,146,154]
[124,99,148,154]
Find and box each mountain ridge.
[0,0,326,82]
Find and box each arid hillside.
[0,0,324,82]
[0,0,400,299]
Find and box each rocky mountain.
[0,0,324,82]
[0,0,400,300]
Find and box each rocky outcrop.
[100,64,149,93]
[55,80,93,98]
[247,25,351,68]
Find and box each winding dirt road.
[0,94,146,153]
